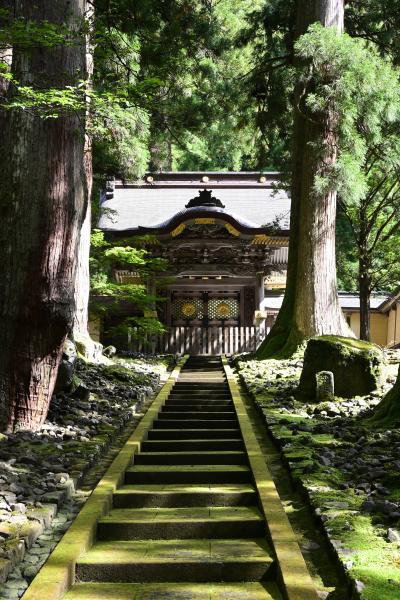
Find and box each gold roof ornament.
[171,223,186,237]
[225,223,241,236]
[251,234,270,245]
[251,234,289,246]
[195,218,215,225]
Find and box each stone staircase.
[64,356,284,599]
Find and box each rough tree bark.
[0,0,88,431]
[73,13,93,339]
[71,8,104,363]
[258,0,352,359]
[359,279,371,342]
[359,224,371,341]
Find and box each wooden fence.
[127,325,268,355]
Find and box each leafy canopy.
[295,24,400,294]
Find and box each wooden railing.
[127,325,268,355]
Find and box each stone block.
[298,336,384,400]
[0,558,12,584]
[26,505,57,528]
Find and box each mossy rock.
[366,365,400,427]
[297,336,384,401]
[103,365,136,383]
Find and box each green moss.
[319,335,380,352]
[257,327,305,360]
[238,355,400,600]
[309,433,336,446]
[103,365,135,383]
[365,366,400,428]
[285,449,313,462]
[330,515,400,600]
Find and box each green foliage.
[139,0,264,171]
[336,209,358,291]
[294,24,400,296]
[295,24,400,204]
[241,0,400,169]
[89,231,167,339]
[0,11,76,48]
[0,1,264,174]
[238,0,295,170]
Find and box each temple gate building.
[94,171,400,352]
[97,172,289,353]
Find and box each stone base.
[297,336,384,400]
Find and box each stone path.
[22,356,317,600]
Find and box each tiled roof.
[261,292,390,311]
[378,287,400,312]
[98,173,291,232]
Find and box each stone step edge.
[221,356,318,600]
[21,356,190,600]
[63,581,282,600]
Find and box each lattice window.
[208,298,239,320]
[172,298,204,320]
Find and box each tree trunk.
[358,204,371,341]
[359,258,371,341]
[257,0,351,359]
[73,196,92,337]
[0,1,88,431]
[73,7,93,339]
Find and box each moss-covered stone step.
[153,419,238,429]
[134,451,247,465]
[141,439,244,452]
[172,381,229,394]
[125,464,252,484]
[167,393,232,399]
[177,376,227,381]
[169,398,232,402]
[97,506,264,540]
[76,538,274,582]
[113,483,257,508]
[168,394,231,398]
[169,392,232,398]
[181,366,223,370]
[158,412,237,420]
[64,581,282,600]
[147,428,241,440]
[163,402,234,409]
[166,400,232,405]
[162,403,234,411]
[172,391,230,396]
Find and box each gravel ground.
[236,350,400,600]
[0,354,171,599]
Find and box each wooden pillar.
[257,273,265,310]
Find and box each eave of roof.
[261,291,391,312]
[115,171,285,189]
[99,171,291,232]
[378,286,400,312]
[102,206,290,239]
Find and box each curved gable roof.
[98,172,291,234]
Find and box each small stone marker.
[387,528,400,542]
[316,371,334,401]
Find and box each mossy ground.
[237,356,400,600]
[0,355,173,591]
